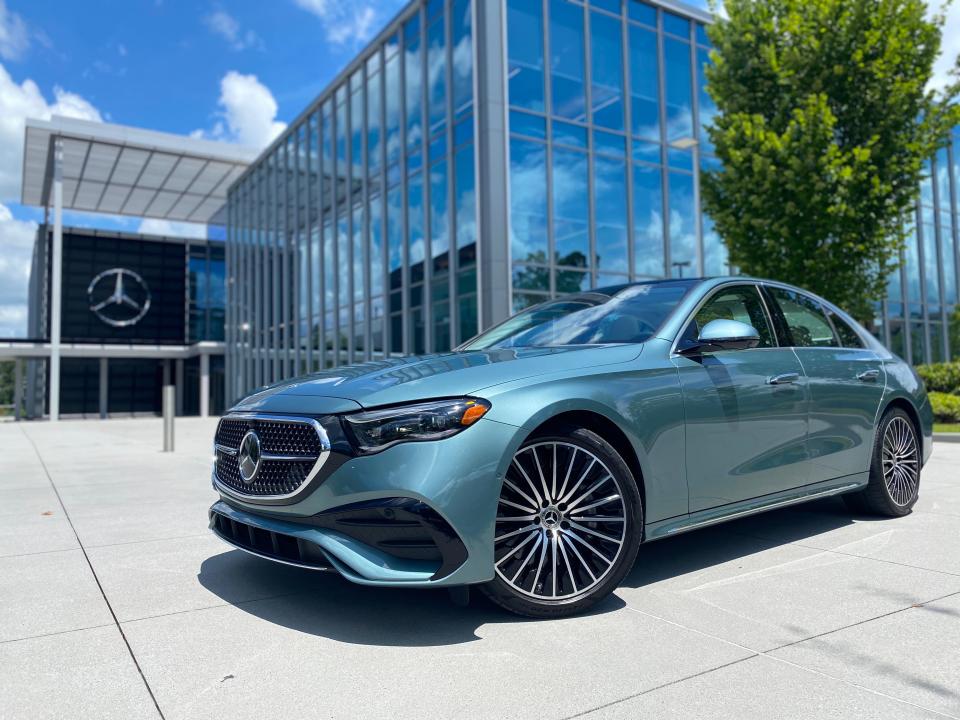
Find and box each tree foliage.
[701,0,960,320]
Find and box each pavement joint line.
[0,531,215,561]
[118,590,316,626]
[559,654,760,720]
[18,425,167,720]
[582,599,960,720]
[0,622,117,646]
[720,525,960,579]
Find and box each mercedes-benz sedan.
[209,277,932,617]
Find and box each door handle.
[767,372,800,385]
[857,369,880,382]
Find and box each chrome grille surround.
[213,413,331,503]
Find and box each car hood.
[232,344,643,414]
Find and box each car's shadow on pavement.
[197,496,876,647]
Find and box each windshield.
[462,280,698,350]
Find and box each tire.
[481,424,642,618]
[842,407,920,517]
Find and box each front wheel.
[843,408,920,517]
[481,425,642,618]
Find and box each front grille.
[214,415,328,499]
[211,511,331,569]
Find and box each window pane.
[431,159,449,273]
[385,54,401,164]
[350,72,364,179]
[667,171,697,277]
[594,154,628,273]
[629,24,660,141]
[370,195,383,296]
[702,213,727,276]
[590,11,625,130]
[696,45,715,154]
[686,286,774,348]
[633,163,664,276]
[509,138,548,262]
[628,0,656,26]
[664,37,693,143]
[367,65,381,173]
[904,223,921,302]
[663,11,690,38]
[768,287,839,348]
[452,0,473,116]
[923,222,940,305]
[507,0,545,112]
[408,172,425,270]
[552,147,590,266]
[827,309,864,348]
[387,187,403,290]
[427,14,447,136]
[405,18,423,150]
[550,0,586,122]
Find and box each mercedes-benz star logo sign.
[238,431,262,484]
[87,268,152,328]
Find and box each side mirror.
[680,319,761,355]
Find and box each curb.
[933,433,960,444]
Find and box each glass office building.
[224,0,960,403]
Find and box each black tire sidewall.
[868,408,920,516]
[481,425,643,618]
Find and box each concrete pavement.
[1,417,958,719]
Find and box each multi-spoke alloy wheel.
[881,416,919,506]
[843,407,921,517]
[482,426,642,617]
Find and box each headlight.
[344,398,491,452]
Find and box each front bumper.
[209,416,523,587]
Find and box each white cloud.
[0,0,29,61]
[0,202,37,337]
[195,71,285,149]
[204,9,263,52]
[292,0,400,47]
[138,218,207,239]
[0,62,102,202]
[930,0,960,93]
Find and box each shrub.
[929,392,960,424]
[915,362,960,395]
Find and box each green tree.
[702,0,960,321]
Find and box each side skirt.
[644,473,869,542]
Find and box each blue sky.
[0,0,957,337]
[0,0,411,336]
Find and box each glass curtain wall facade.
[226,0,477,402]
[506,0,722,309]
[882,128,960,365]
[225,0,960,404]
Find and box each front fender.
[481,352,686,523]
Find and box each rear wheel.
[481,425,642,618]
[843,408,920,517]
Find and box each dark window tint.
[767,287,839,348]
[462,280,695,349]
[827,310,865,348]
[681,285,774,349]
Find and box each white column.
[13,358,23,421]
[98,357,108,419]
[199,352,210,418]
[49,138,64,422]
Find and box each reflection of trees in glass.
[514,250,589,295]
[950,307,960,359]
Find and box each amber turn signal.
[460,402,489,426]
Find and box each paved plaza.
[1,417,958,719]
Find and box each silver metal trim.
[665,482,861,535]
[215,443,237,456]
[213,412,332,504]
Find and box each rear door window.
[765,287,839,348]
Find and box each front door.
[673,284,810,513]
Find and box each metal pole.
[14,358,23,421]
[50,138,64,422]
[162,383,175,452]
[200,352,210,418]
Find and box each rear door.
[673,283,810,512]
[763,286,885,483]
